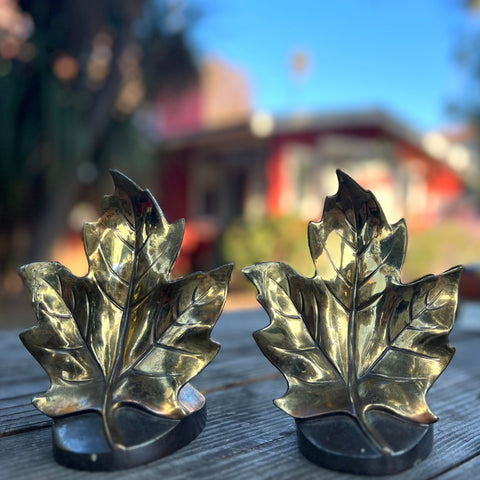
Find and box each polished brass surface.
[20,170,232,448]
[243,170,462,452]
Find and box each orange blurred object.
[53,54,79,81]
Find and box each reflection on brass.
[20,170,232,448]
[243,170,462,452]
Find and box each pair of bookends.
[20,170,461,475]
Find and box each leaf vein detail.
[320,241,352,287]
[98,244,129,287]
[154,343,202,357]
[324,281,349,313]
[94,277,124,311]
[113,230,134,251]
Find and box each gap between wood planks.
[0,373,283,438]
[428,451,480,480]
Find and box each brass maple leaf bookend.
[243,170,462,475]
[19,170,233,471]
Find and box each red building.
[156,109,465,271]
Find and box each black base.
[52,404,206,471]
[296,411,433,475]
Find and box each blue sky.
[190,0,471,131]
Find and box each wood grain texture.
[0,308,479,478]
[434,456,480,480]
[0,310,277,436]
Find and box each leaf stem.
[101,400,116,448]
[100,208,141,449]
[357,409,391,454]
[347,228,390,454]
[346,235,359,417]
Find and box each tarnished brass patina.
[20,170,232,454]
[243,170,462,455]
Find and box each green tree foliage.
[0,0,198,277]
[221,217,313,289]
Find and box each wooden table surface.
[1,303,480,479]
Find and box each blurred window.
[190,147,262,224]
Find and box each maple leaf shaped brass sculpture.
[243,171,462,469]
[20,170,232,468]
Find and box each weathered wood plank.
[1,311,479,441]
[2,307,475,396]
[0,330,46,397]
[0,310,278,436]
[0,309,272,395]
[0,307,479,478]
[434,455,480,479]
[0,394,50,436]
[0,362,479,480]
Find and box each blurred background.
[2,0,480,326]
